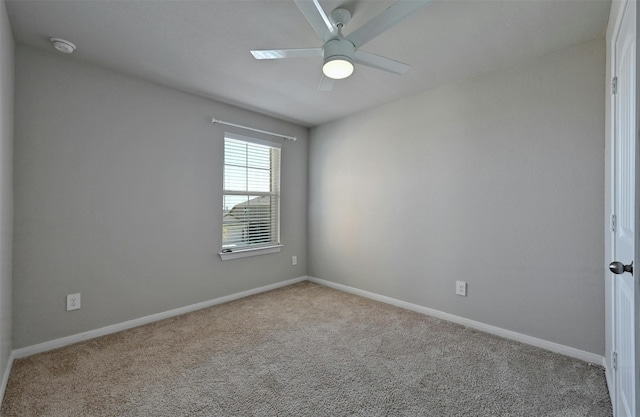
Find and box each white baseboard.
[7,274,606,395]
[13,276,308,359]
[0,351,15,403]
[308,277,606,366]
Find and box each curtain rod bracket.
[211,117,297,141]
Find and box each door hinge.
[611,77,618,95]
[611,214,617,233]
[612,351,618,370]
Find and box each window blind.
[222,135,281,249]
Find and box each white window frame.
[219,133,282,261]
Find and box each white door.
[611,0,637,415]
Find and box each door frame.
[636,0,639,410]
[605,0,639,415]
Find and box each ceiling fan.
[250,0,432,91]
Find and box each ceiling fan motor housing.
[323,39,355,62]
[322,39,355,79]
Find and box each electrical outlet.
[455,281,467,297]
[292,256,298,266]
[67,293,81,311]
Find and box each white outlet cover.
[456,281,467,297]
[67,293,81,311]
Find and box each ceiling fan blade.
[318,74,335,91]
[294,0,337,42]
[346,0,432,48]
[354,50,411,75]
[251,48,323,60]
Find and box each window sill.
[219,245,283,261]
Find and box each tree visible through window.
[222,134,281,249]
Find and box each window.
[222,133,281,255]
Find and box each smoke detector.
[50,38,76,54]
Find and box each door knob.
[609,261,633,275]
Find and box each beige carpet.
[1,282,611,416]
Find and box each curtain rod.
[211,116,297,141]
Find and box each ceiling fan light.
[323,56,354,80]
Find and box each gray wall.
[13,45,308,348]
[308,38,606,355]
[0,1,13,379]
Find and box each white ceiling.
[6,0,611,127]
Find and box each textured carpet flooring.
[2,282,611,416]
